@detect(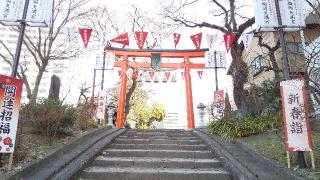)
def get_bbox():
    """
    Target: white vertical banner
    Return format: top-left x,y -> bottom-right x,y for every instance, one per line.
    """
279,0 -> 305,28
216,51 -> 226,68
26,0 -> 53,26
96,91 -> 106,120
0,0 -> 24,22
105,52 -> 115,70
280,79 -> 312,151
253,0 -> 278,29
206,51 -> 215,68
99,31 -> 110,46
